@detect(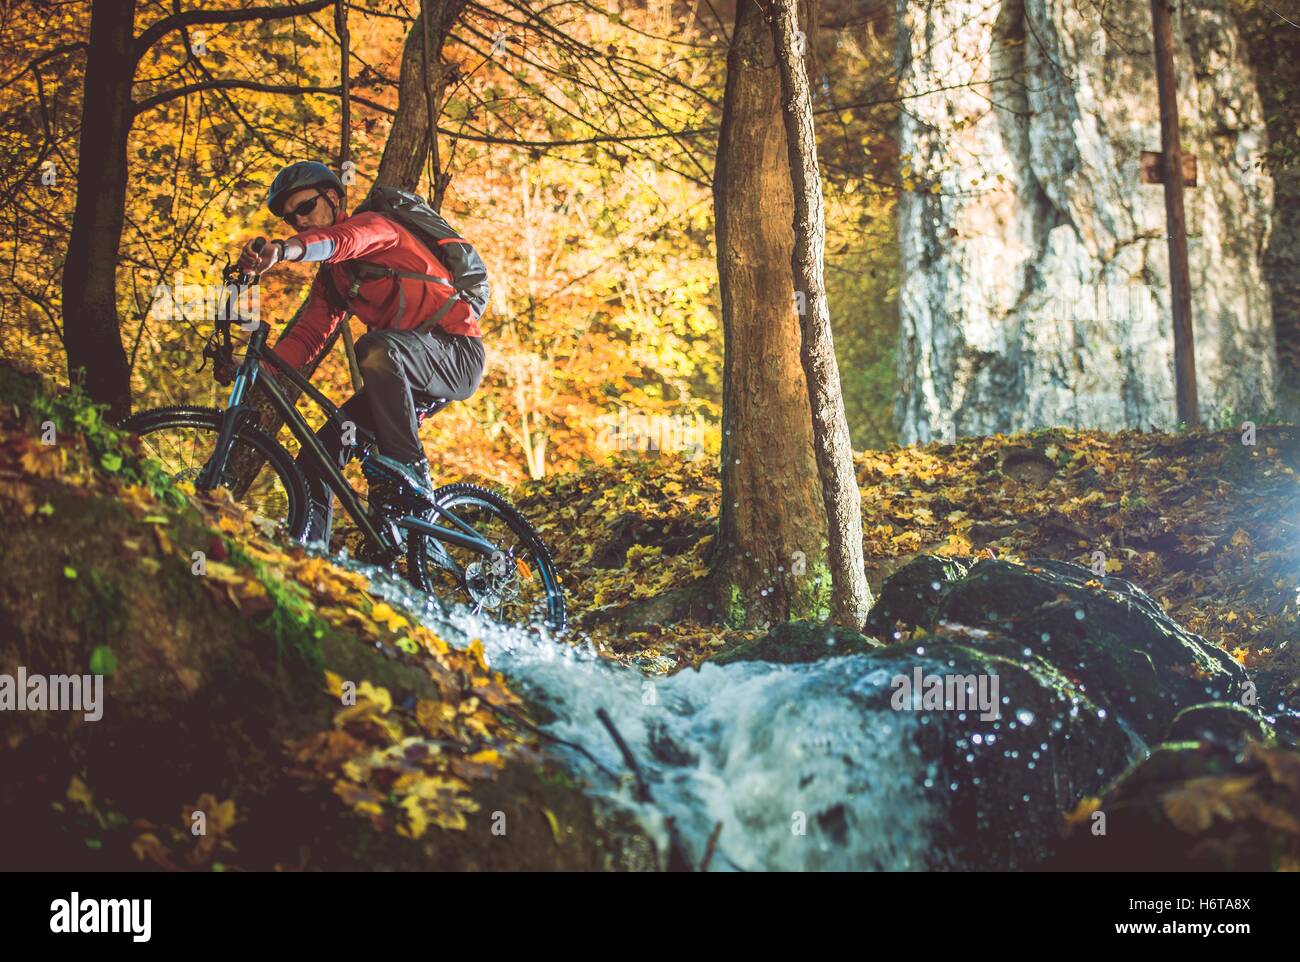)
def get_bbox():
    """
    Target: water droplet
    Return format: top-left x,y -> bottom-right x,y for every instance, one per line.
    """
1074,609 -> 1085,620
1040,632 -> 1051,642
972,733 -> 983,745
930,580 -> 942,591
1016,708 -> 1035,726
